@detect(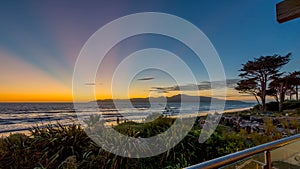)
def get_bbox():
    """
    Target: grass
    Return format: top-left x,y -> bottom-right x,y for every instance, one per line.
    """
0,113 -> 290,169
